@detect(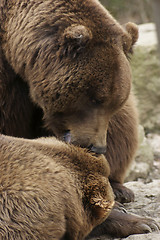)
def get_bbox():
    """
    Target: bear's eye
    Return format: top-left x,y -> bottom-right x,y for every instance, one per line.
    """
63,130 -> 71,143
91,99 -> 96,104
90,98 -> 103,106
